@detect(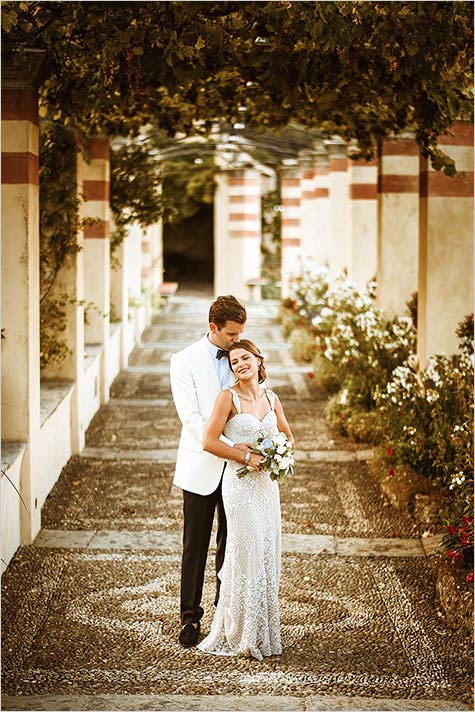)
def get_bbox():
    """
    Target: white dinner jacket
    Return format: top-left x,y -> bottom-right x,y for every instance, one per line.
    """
170,335 -> 232,495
